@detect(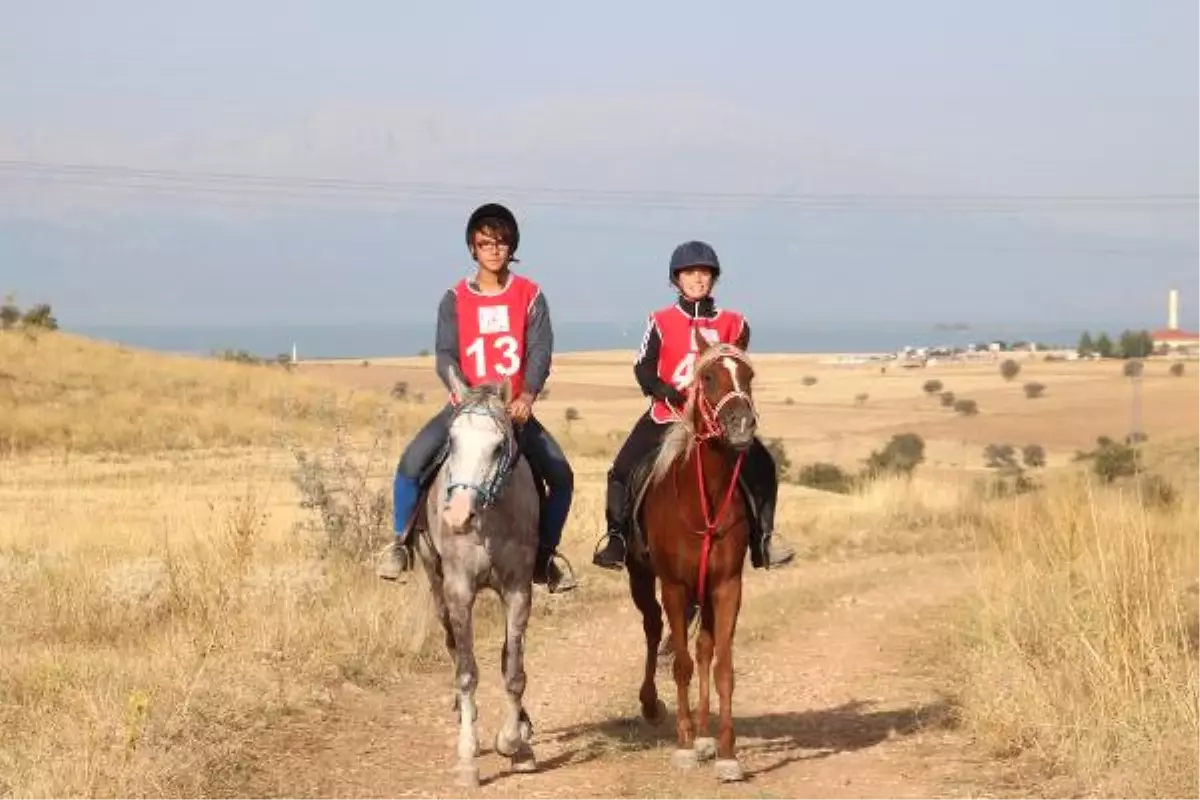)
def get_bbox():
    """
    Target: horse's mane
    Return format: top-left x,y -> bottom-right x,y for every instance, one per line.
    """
649,343 -> 753,485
